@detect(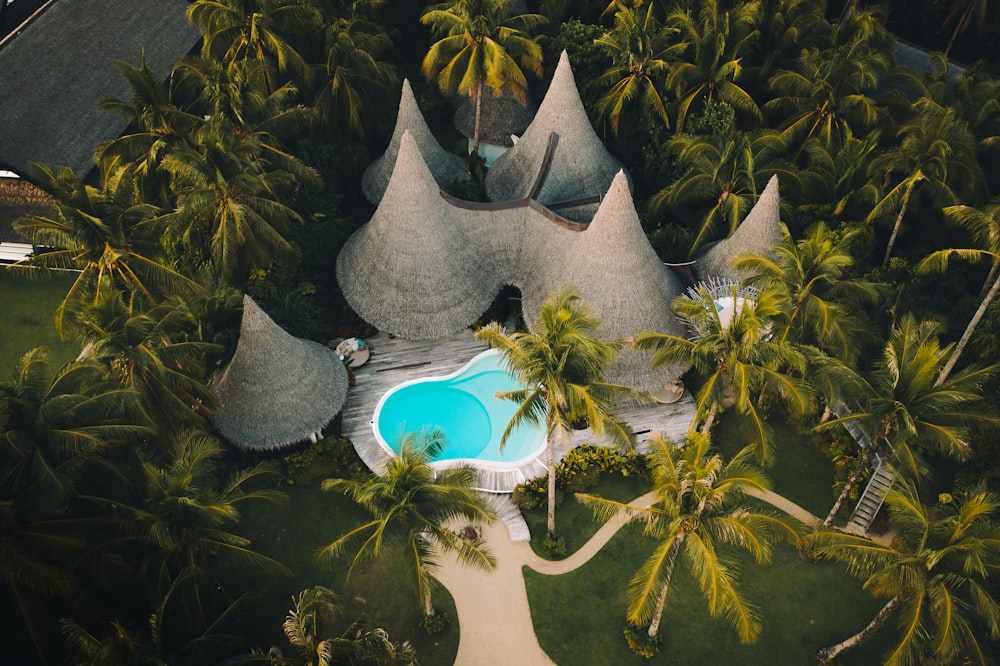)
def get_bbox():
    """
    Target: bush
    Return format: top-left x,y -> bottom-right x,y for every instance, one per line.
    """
543,533 -> 567,558
421,610 -> 451,635
511,445 -> 648,508
280,437 -> 361,485
623,623 -> 661,658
